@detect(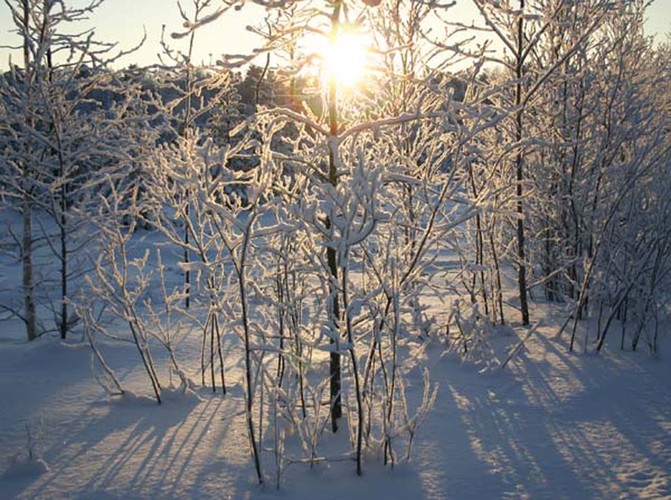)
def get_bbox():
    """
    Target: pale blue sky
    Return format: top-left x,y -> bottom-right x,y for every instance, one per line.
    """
0,0 -> 262,67
0,0 -> 669,69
